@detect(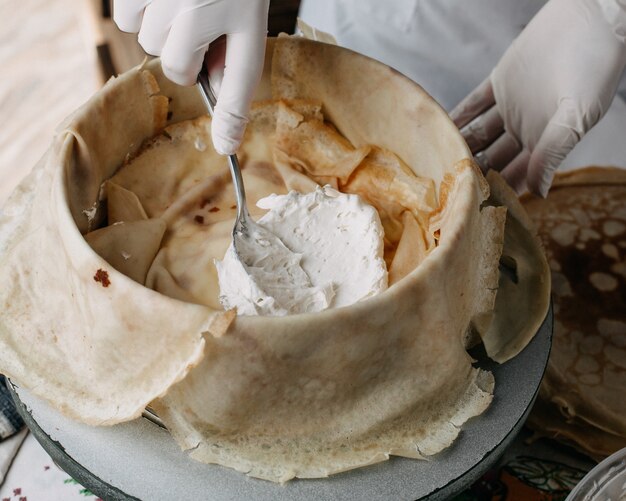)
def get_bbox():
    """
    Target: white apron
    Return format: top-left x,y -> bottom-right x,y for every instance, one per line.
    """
298,0 -> 626,172
299,0 -> 546,110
